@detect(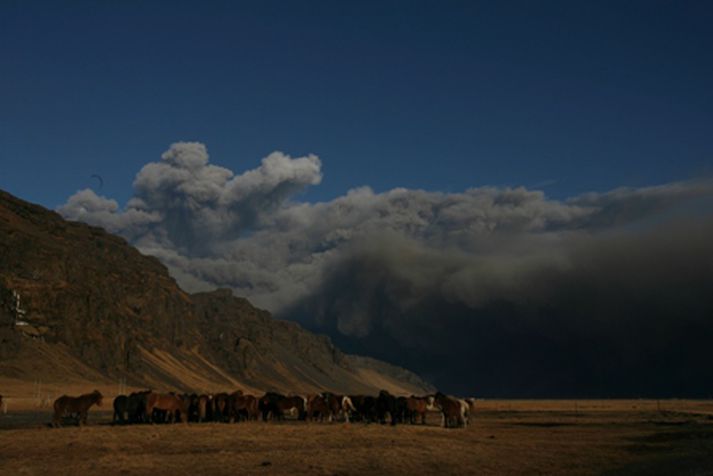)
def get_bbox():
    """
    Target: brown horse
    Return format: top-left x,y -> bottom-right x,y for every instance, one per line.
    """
229,394 -> 259,421
213,392 -> 230,421
145,393 -> 188,423
259,393 -> 305,421
306,394 -> 332,422
278,395 -> 306,420
406,396 -> 429,424
197,394 -> 212,422
52,390 -> 103,427
322,393 -> 345,421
